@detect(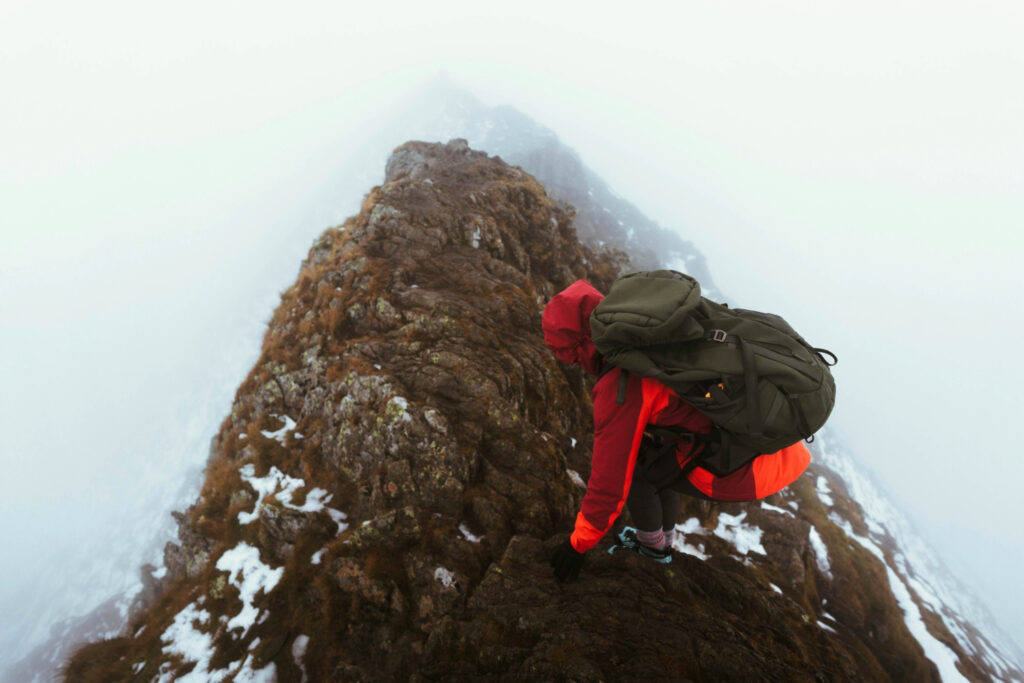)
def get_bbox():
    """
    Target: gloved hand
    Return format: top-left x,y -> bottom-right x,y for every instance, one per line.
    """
550,539 -> 585,582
